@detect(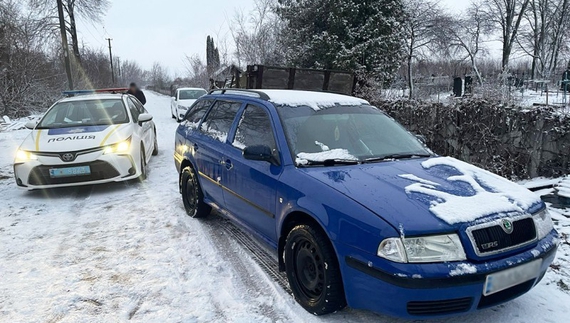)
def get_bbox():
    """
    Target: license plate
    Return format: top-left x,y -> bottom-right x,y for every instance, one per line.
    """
483,259 -> 542,296
49,166 -> 91,178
